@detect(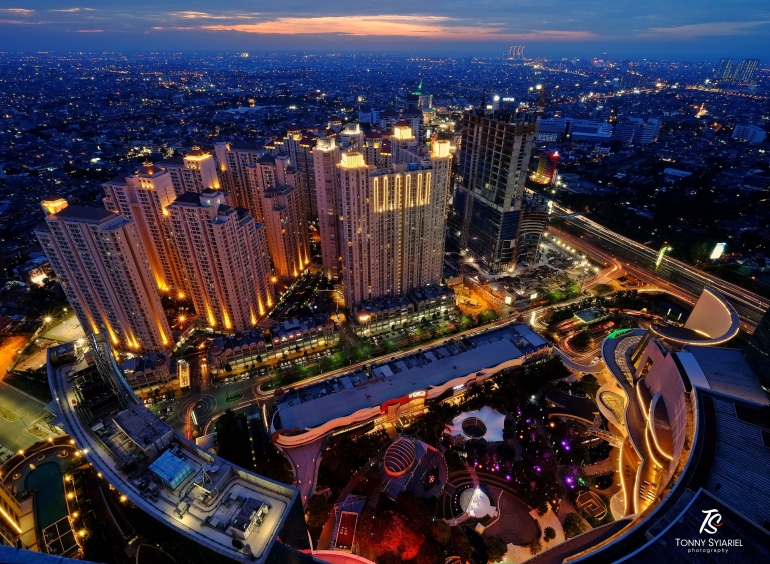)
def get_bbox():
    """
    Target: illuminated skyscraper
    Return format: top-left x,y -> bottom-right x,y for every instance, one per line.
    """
35,198 -> 172,352
102,163 -> 188,295
507,45 -> 525,60
733,58 -> 759,83
167,190 -> 273,331
534,151 -> 559,185
244,154 -> 310,278
215,141 -> 263,209
313,136 -> 343,279
716,58 -> 733,81
450,109 -> 542,272
337,131 -> 451,306
314,125 -> 450,299
269,127 -> 319,221
164,147 -> 222,196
